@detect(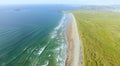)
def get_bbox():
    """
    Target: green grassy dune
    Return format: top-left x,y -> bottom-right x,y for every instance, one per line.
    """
71,11 -> 120,66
